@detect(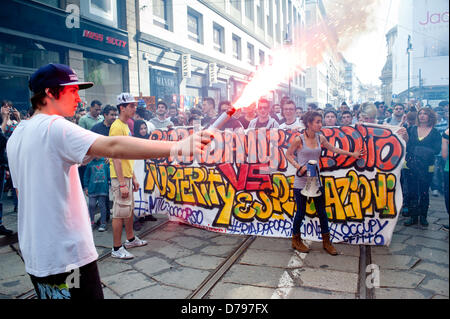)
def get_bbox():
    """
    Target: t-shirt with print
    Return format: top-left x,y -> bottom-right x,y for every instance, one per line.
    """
279,118 -> 304,130
109,118 -> 134,178
6,114 -> 100,277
